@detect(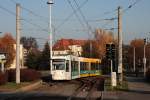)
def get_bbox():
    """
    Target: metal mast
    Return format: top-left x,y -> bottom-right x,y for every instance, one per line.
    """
47,0 -> 53,73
